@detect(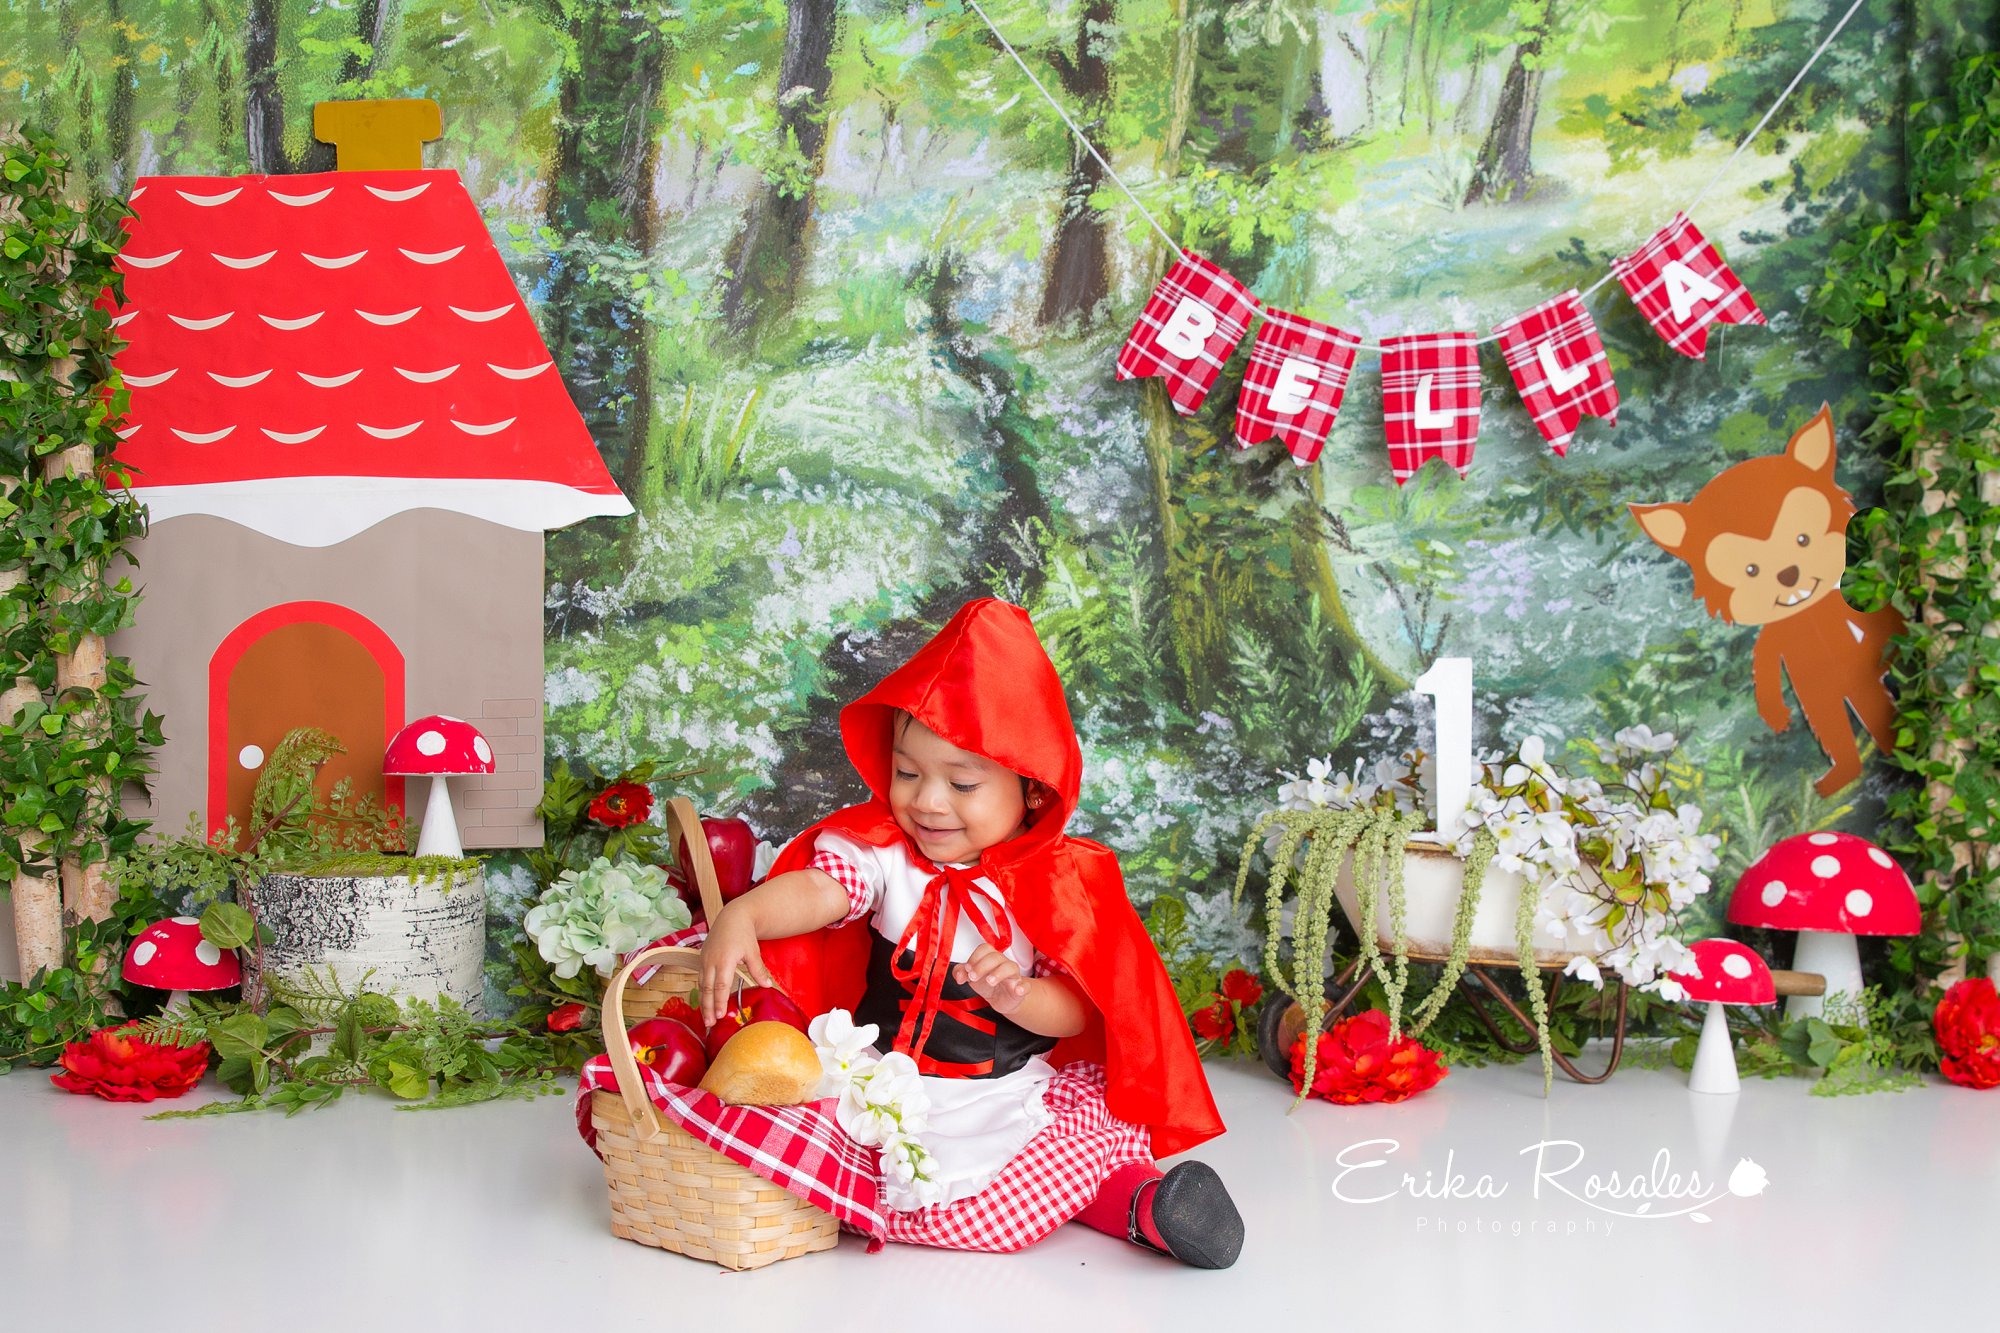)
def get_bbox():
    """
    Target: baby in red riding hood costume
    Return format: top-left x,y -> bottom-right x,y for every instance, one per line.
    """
698,597 -> 1242,1266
